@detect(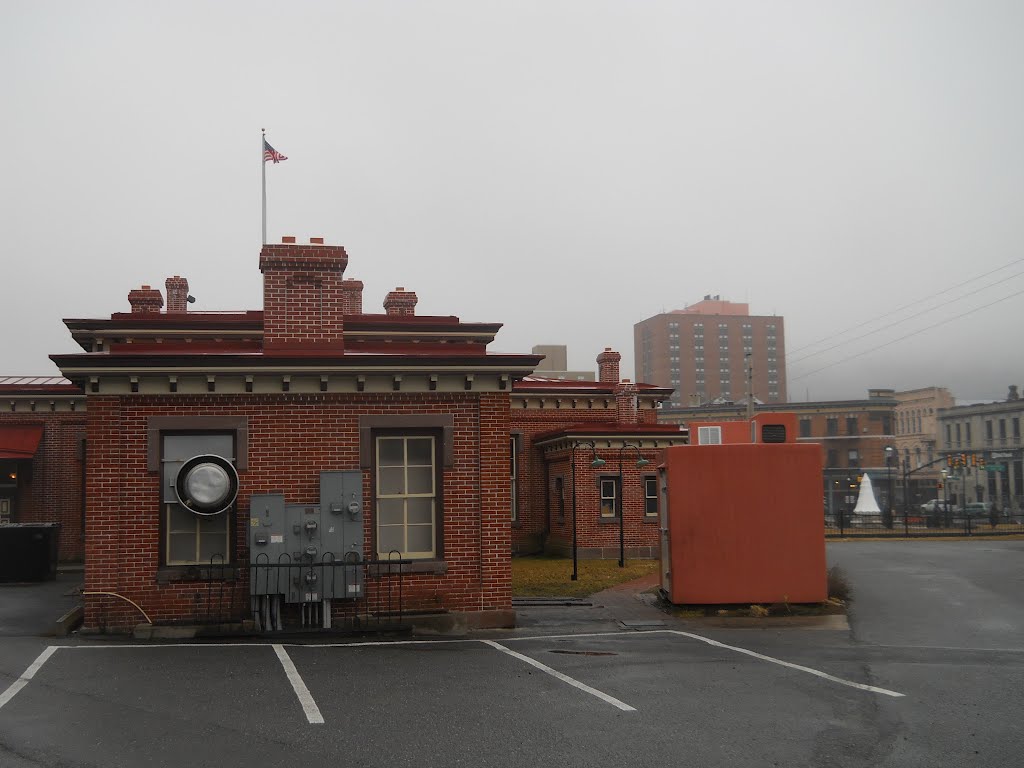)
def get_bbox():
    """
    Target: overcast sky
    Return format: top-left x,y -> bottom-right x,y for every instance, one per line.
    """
3,2 -> 1023,403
